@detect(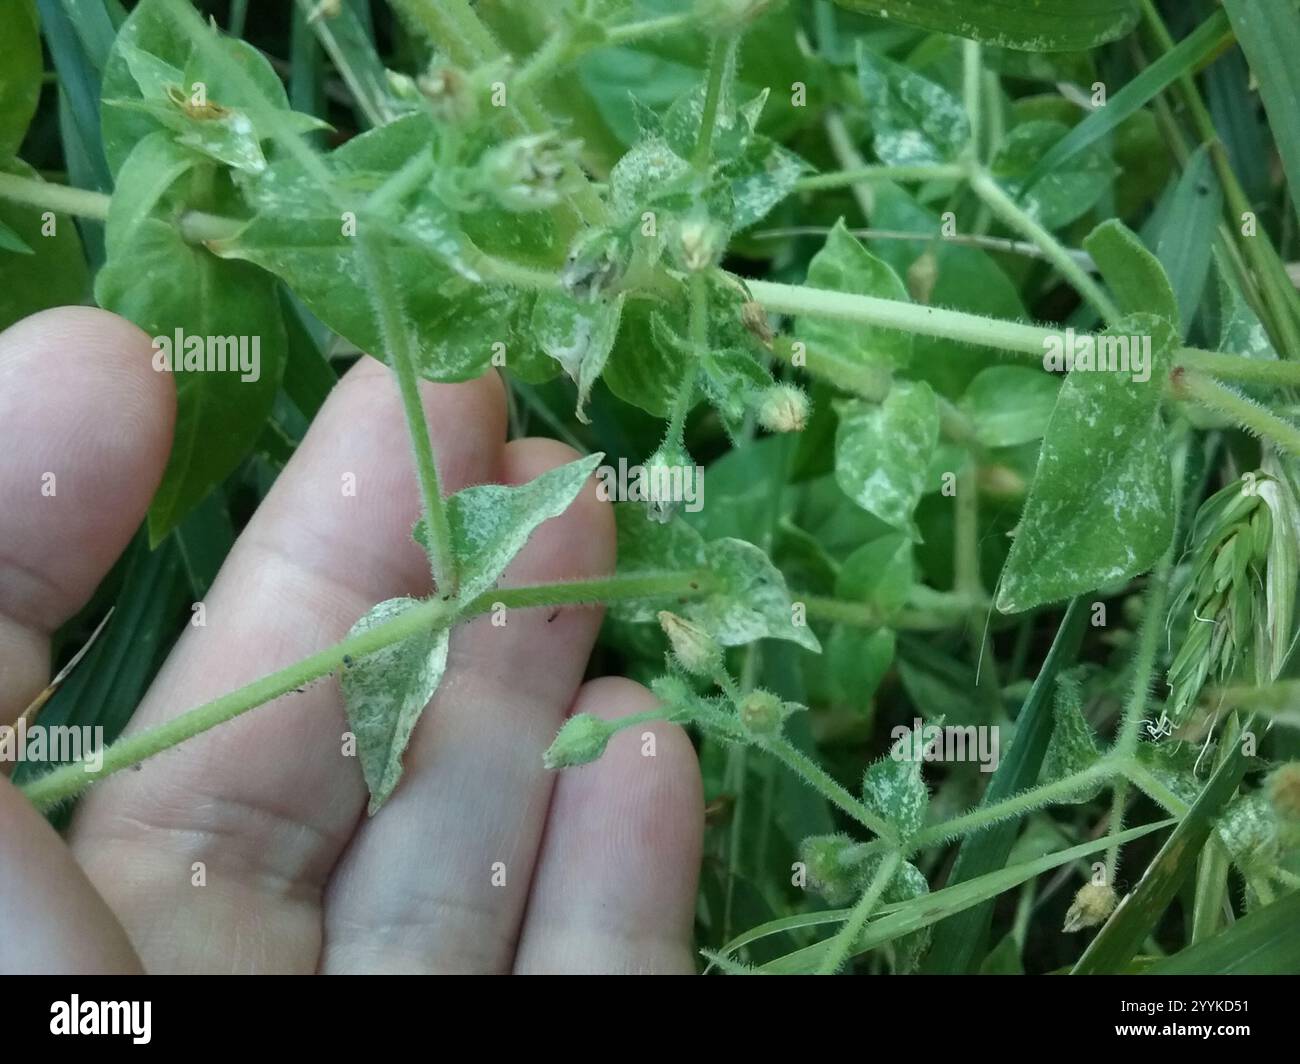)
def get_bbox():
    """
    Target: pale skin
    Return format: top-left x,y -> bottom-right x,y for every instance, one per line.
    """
0,306 -> 703,974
